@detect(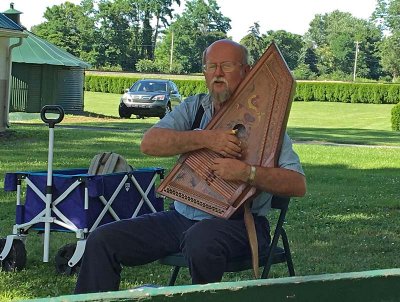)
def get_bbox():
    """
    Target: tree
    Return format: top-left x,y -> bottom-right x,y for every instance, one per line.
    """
371,0 -> 400,32
306,10 -> 382,80
372,0 -> 400,80
263,30 -> 304,70
155,0 -> 231,73
379,33 -> 400,80
32,0 -> 182,70
32,1 -> 98,65
240,22 -> 267,65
